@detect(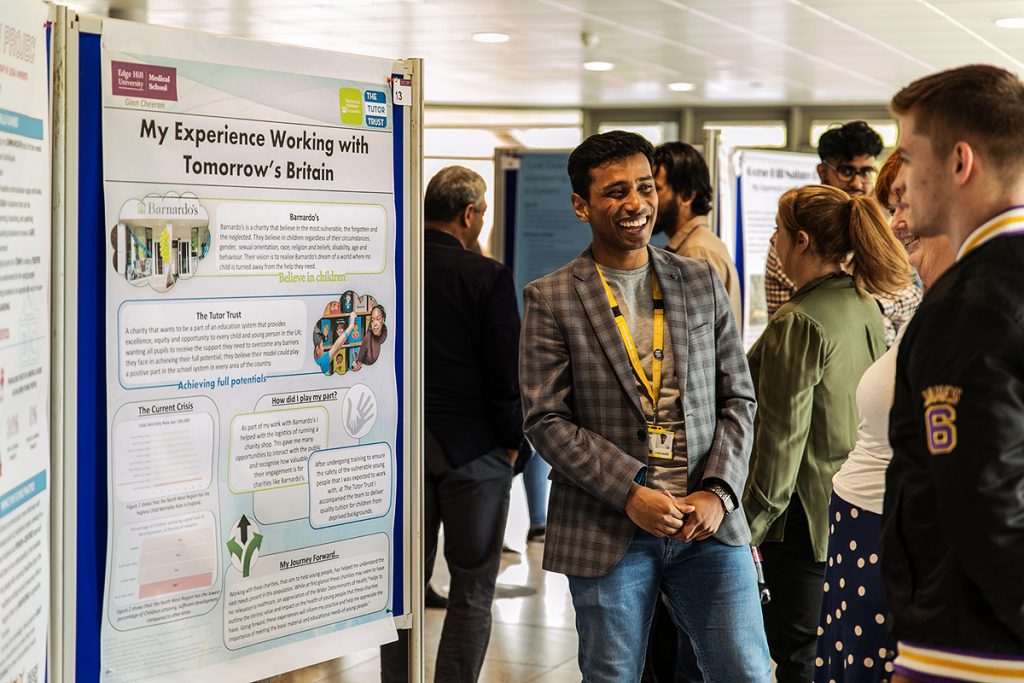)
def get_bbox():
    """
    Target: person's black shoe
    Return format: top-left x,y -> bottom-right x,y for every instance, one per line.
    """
425,585 -> 448,609
527,525 -> 546,542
